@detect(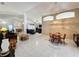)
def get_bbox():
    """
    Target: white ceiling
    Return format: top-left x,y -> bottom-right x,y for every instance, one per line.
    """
0,2 -> 79,24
